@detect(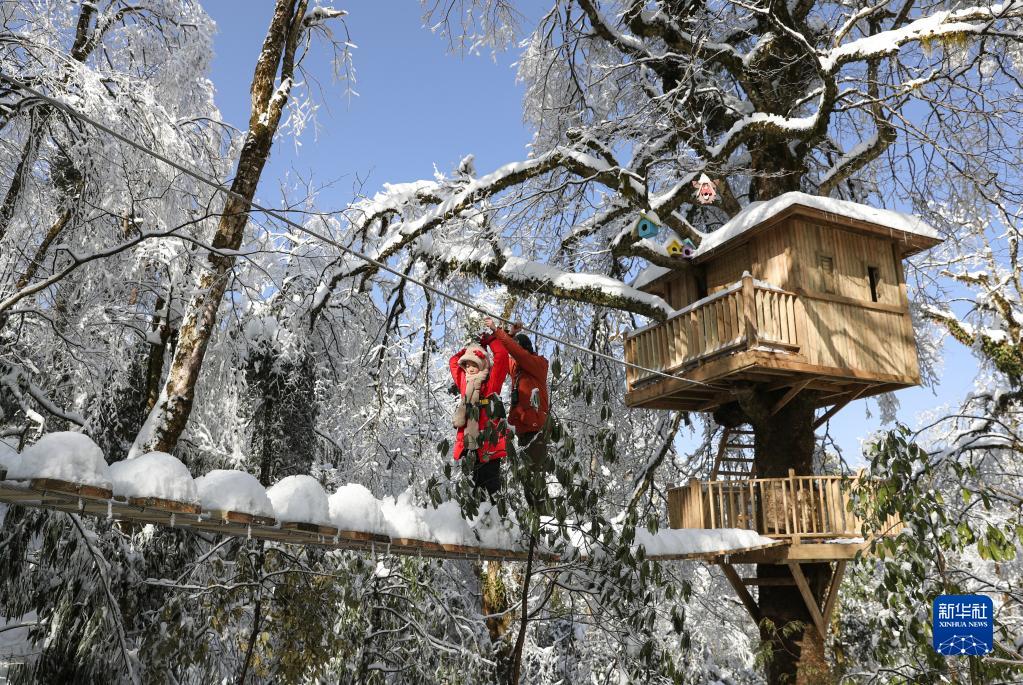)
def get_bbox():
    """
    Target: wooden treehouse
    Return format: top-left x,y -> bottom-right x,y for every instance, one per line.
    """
624,193 -> 941,641
625,192 -> 941,415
